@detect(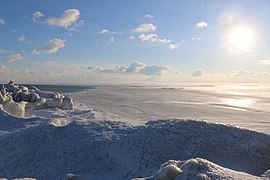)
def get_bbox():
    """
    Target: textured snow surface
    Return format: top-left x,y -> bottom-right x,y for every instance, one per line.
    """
0,107 -> 270,179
